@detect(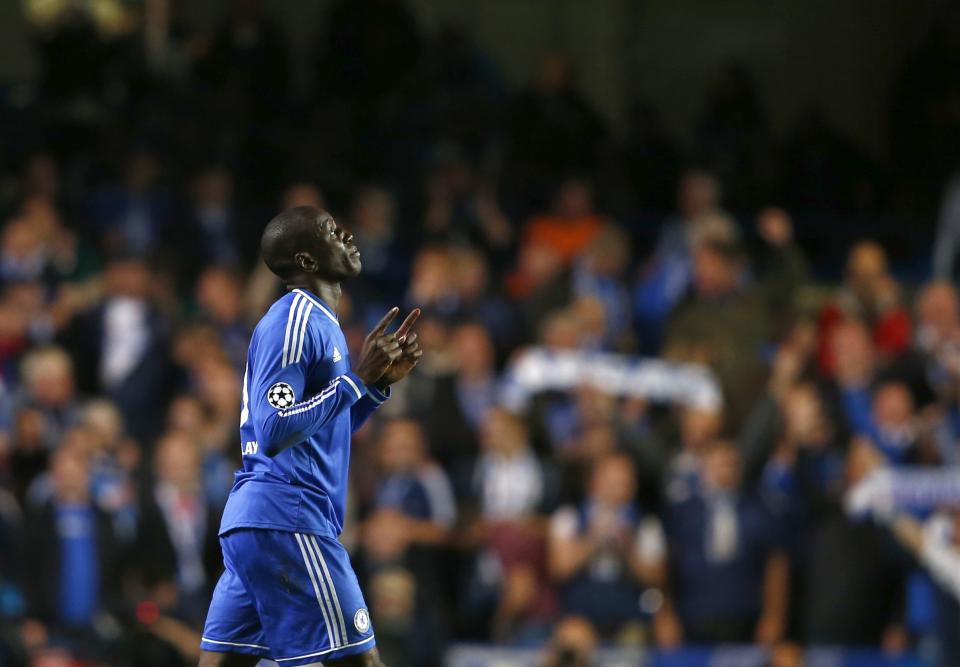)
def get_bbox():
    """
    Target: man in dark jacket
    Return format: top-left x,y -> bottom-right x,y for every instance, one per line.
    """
133,431 -> 222,626
22,445 -> 123,658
